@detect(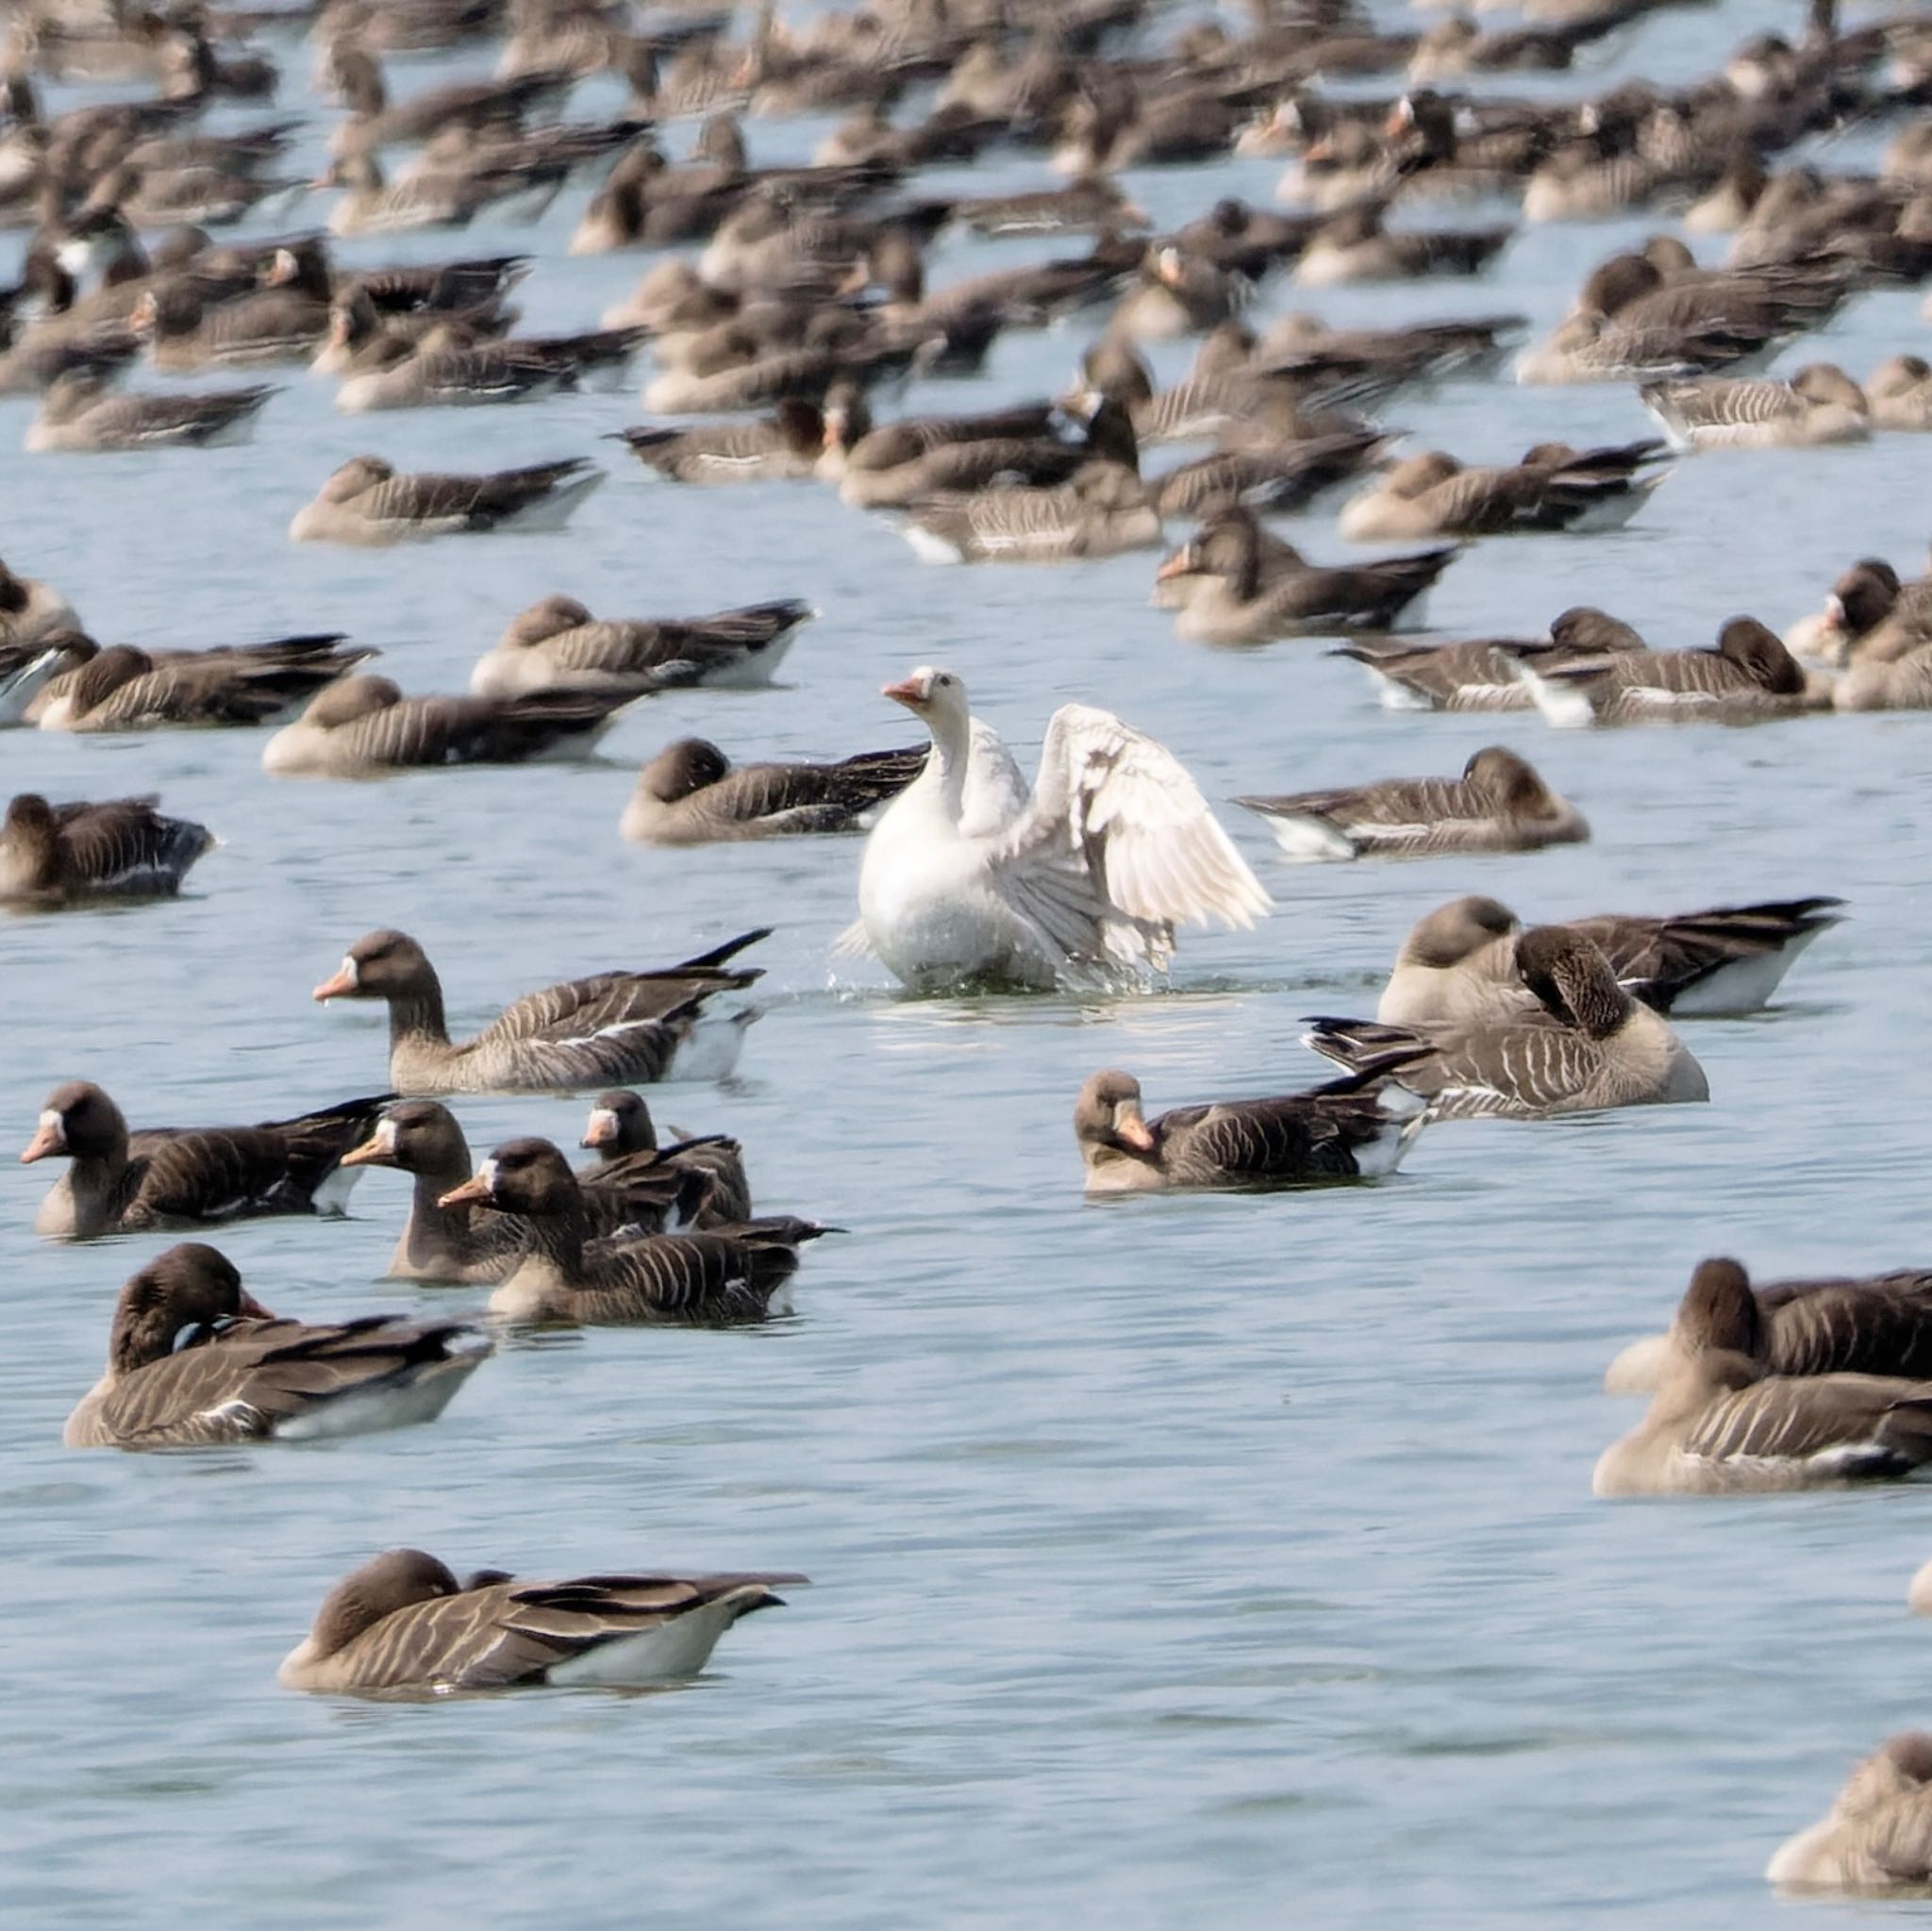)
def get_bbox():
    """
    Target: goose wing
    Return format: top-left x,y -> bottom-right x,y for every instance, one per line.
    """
53,797 -> 213,892
1683,1374 -> 1932,1472
1761,1282 -> 1932,1379
1575,897 -> 1843,1003
480,934 -> 766,1047
575,1227 -> 807,1323
713,746 -> 928,830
